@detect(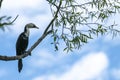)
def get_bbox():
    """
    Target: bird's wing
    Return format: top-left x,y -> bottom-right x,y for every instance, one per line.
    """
16,32 -> 28,55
